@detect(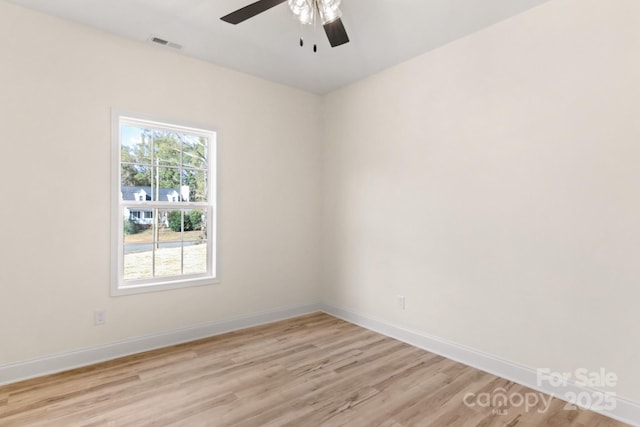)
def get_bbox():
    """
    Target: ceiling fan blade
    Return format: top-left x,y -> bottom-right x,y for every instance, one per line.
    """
221,0 -> 287,24
323,18 -> 350,47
